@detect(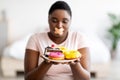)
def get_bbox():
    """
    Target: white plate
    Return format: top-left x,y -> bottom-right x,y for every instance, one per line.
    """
41,55 -> 79,63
